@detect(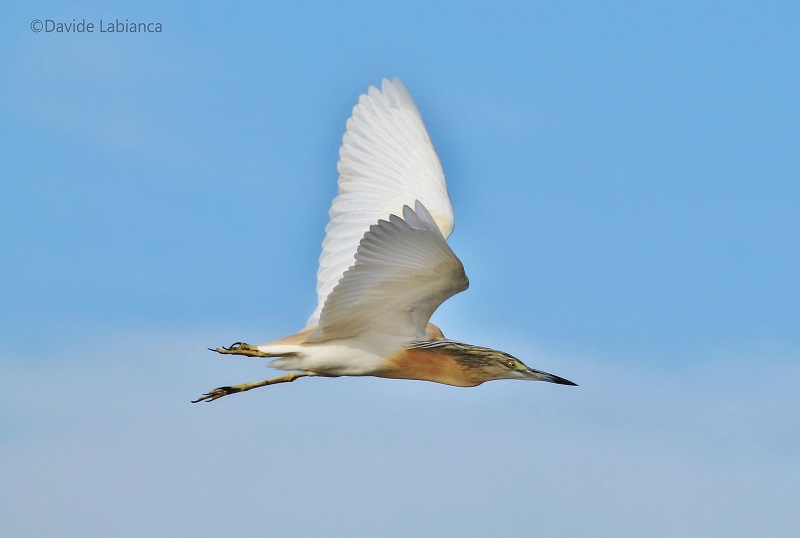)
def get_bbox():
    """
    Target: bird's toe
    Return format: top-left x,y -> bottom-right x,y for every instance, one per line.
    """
191,386 -> 240,403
